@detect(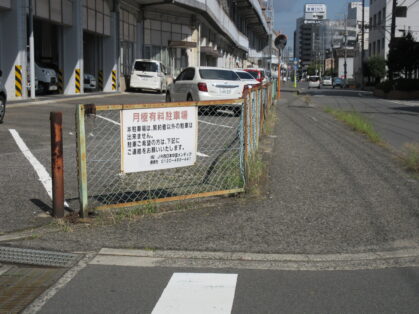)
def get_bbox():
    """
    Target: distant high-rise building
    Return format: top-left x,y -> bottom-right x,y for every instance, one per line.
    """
295,4 -> 328,68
